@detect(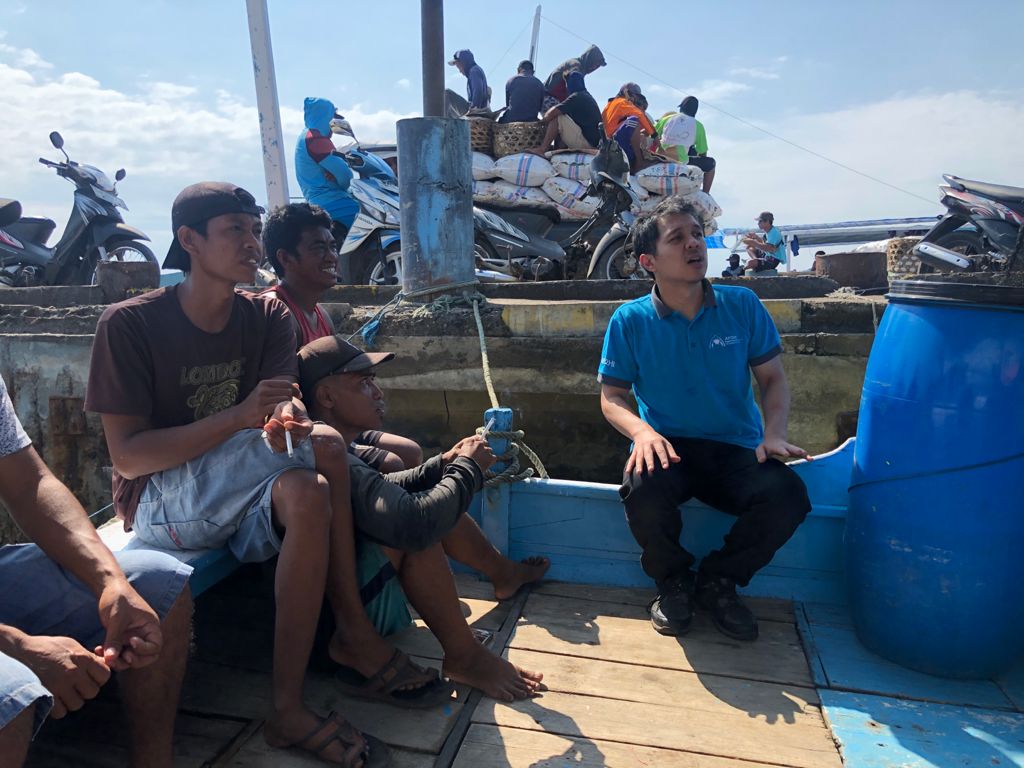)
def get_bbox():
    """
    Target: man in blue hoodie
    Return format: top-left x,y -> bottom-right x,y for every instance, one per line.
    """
295,97 -> 358,240
448,50 -> 489,110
